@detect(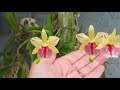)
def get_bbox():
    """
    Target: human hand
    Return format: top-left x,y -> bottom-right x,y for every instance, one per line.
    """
28,50 -> 107,78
